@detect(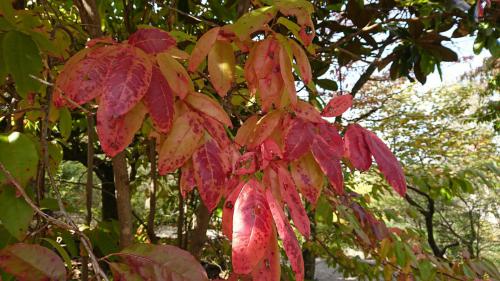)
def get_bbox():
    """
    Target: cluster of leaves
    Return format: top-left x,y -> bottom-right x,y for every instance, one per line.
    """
0,0 -> 499,280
